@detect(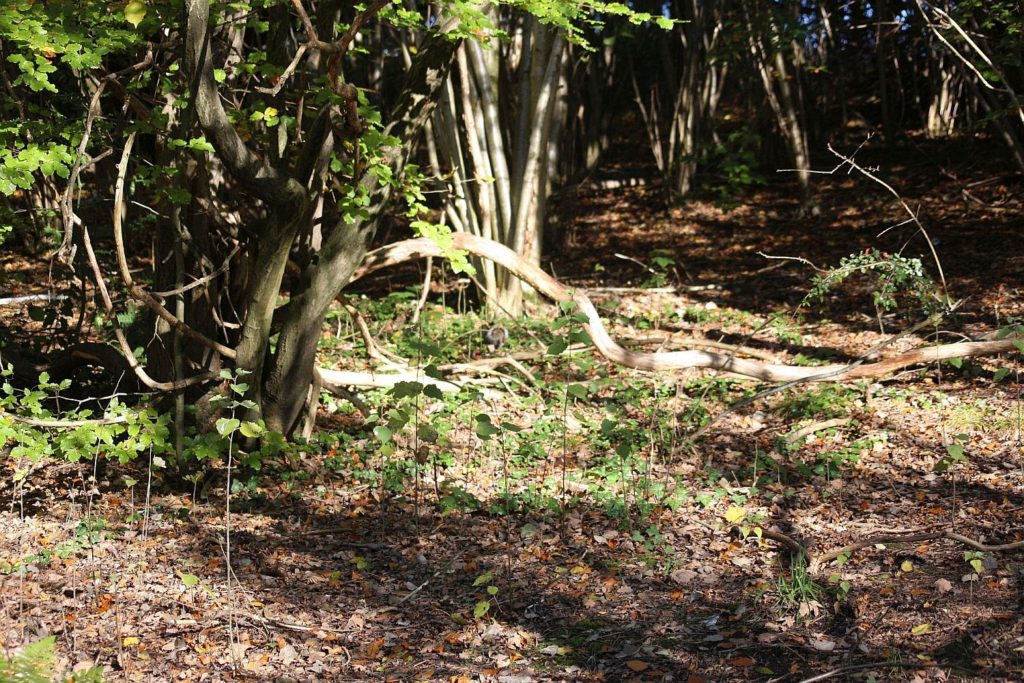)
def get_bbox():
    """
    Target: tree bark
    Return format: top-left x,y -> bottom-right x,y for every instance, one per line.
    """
260,27 -> 462,434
